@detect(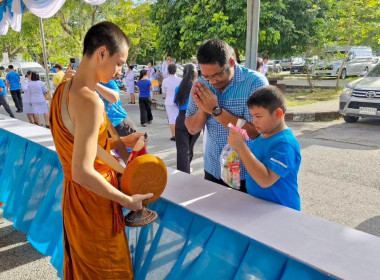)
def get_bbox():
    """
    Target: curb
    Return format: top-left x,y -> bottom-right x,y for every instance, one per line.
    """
285,111 -> 341,122
152,102 -> 341,122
